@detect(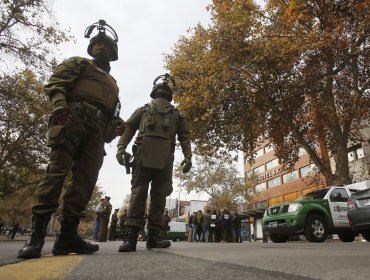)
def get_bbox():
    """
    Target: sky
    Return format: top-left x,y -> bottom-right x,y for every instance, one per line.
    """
52,0 -> 245,211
